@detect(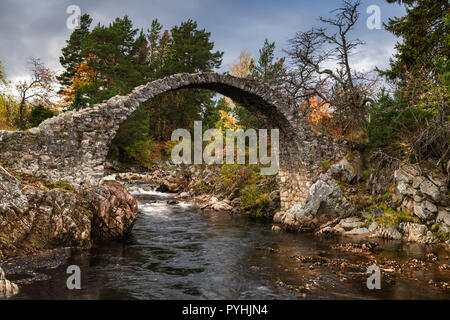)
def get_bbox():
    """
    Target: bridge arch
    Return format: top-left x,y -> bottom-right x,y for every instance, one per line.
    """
0,73 -> 346,210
